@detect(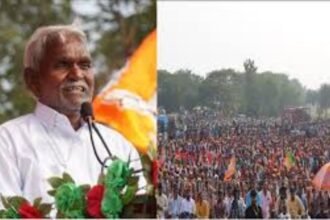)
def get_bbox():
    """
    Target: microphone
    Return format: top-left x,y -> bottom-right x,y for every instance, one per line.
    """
81,102 -> 103,166
80,102 -> 113,165
81,102 -> 94,123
